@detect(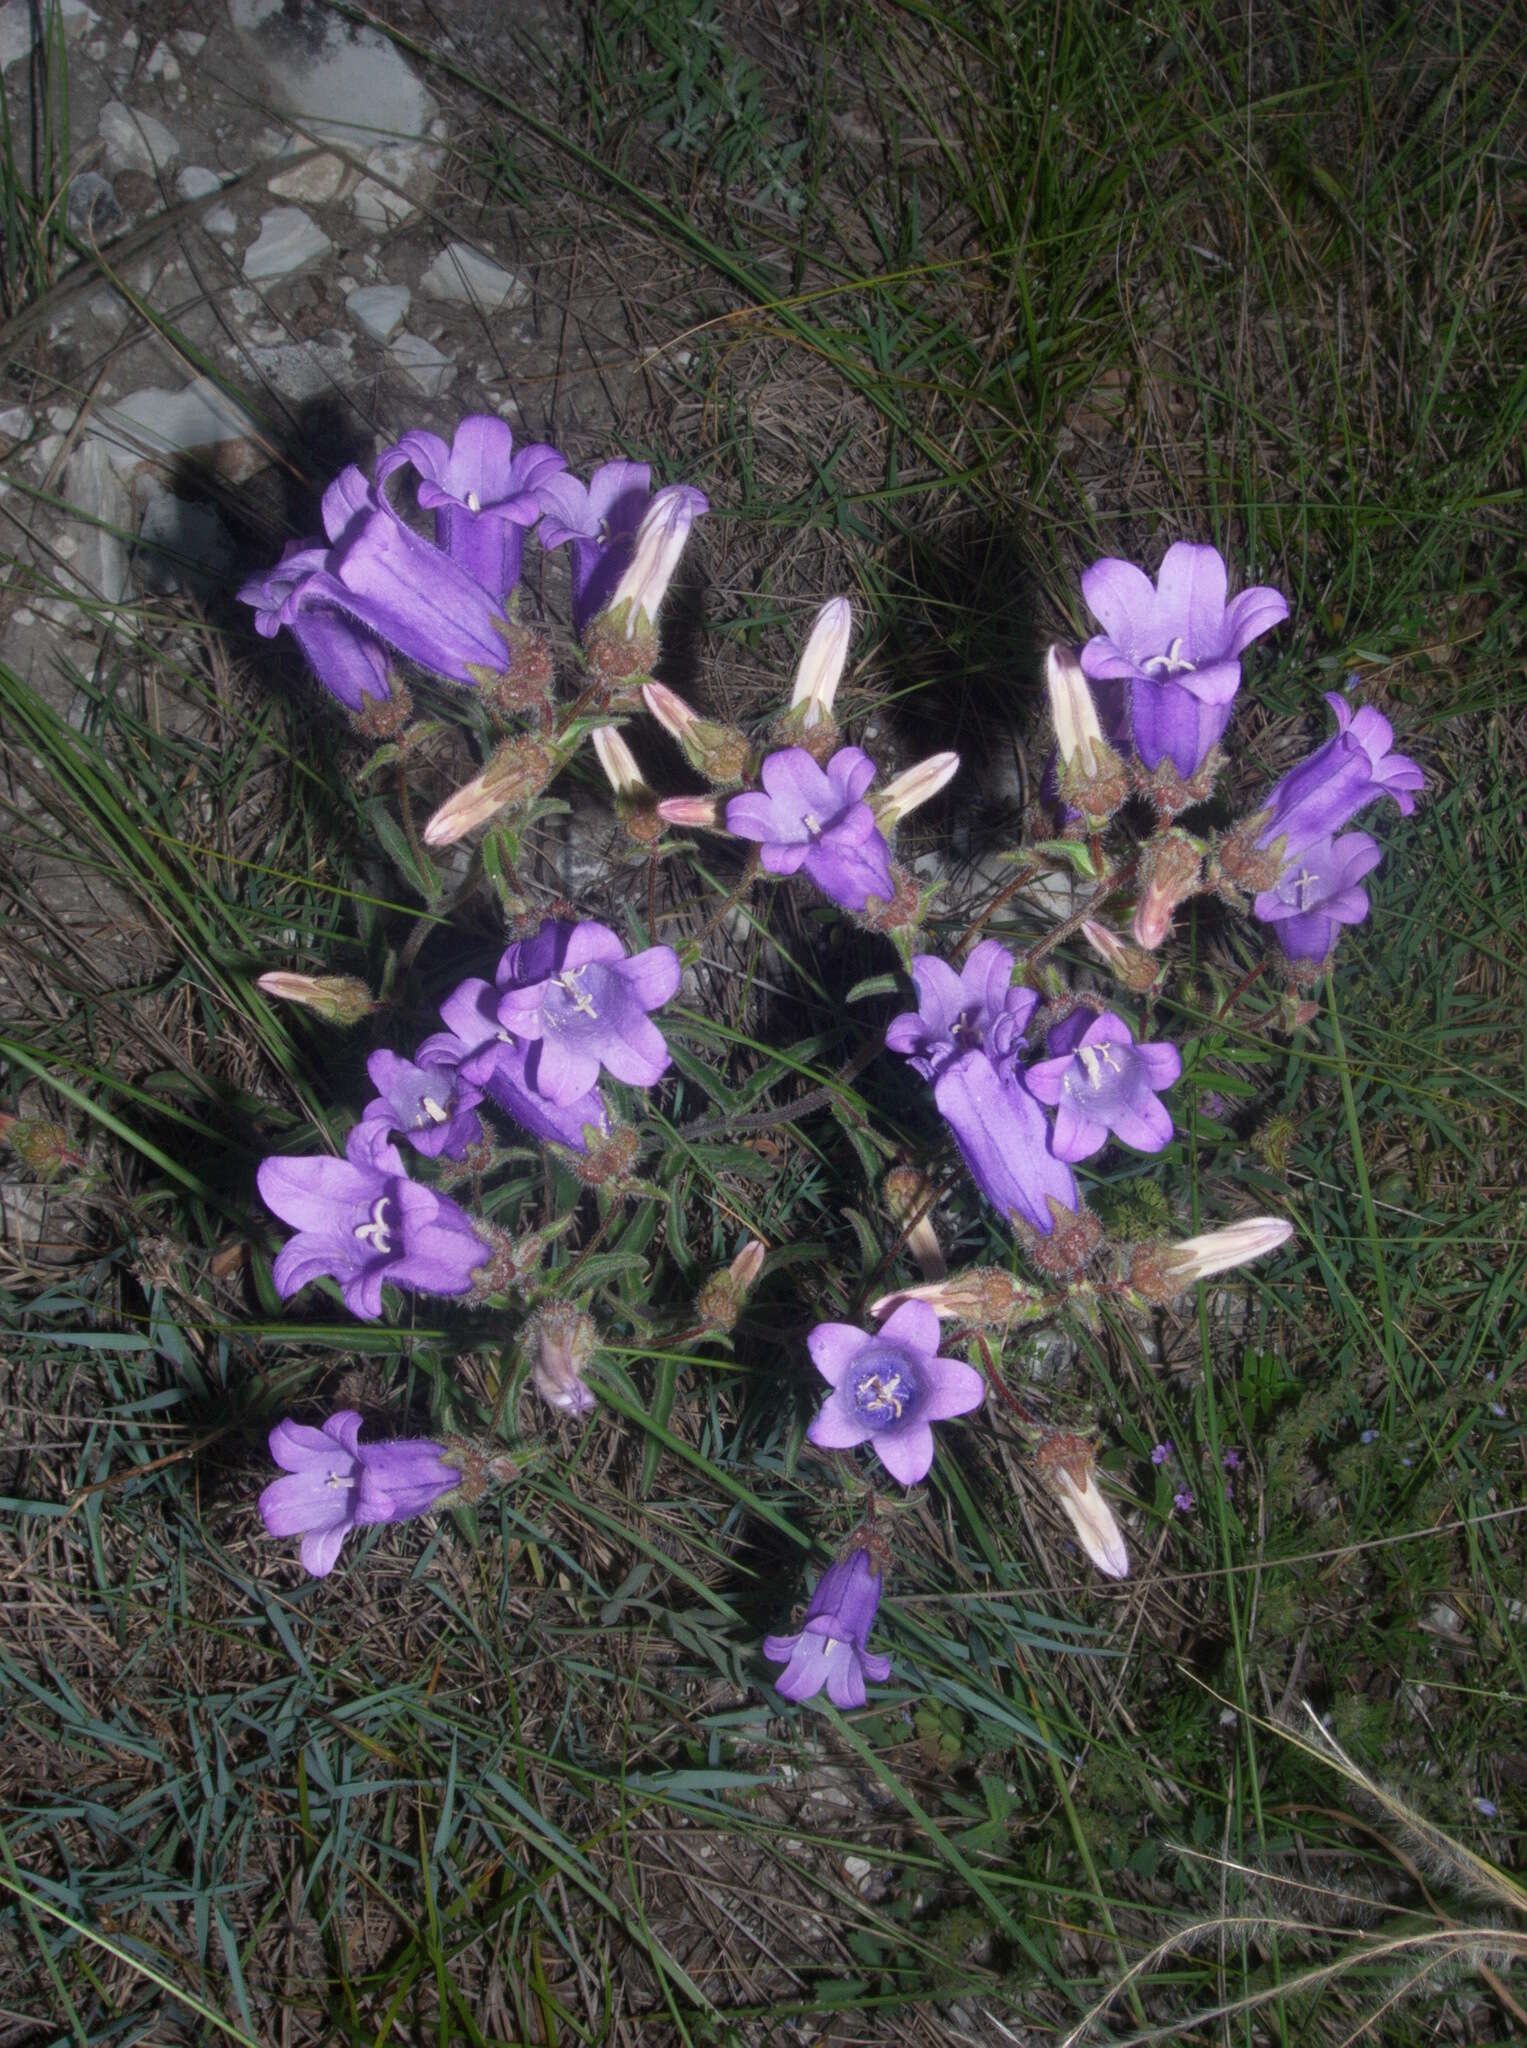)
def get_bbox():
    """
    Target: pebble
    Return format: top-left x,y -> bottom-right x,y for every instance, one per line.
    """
420,242 -> 530,312
345,284 -> 411,343
228,0 -> 435,148
176,166 -> 225,202
91,378 -> 263,481
66,173 -> 124,238
267,136 -> 351,204
61,442 -> 131,606
98,101 -> 182,176
0,0 -> 96,70
387,332 -> 456,397
243,205 -> 332,282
